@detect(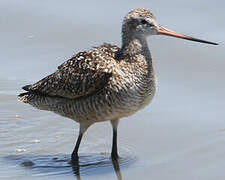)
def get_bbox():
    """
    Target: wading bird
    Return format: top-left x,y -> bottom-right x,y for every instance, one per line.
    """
18,8 -> 217,163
